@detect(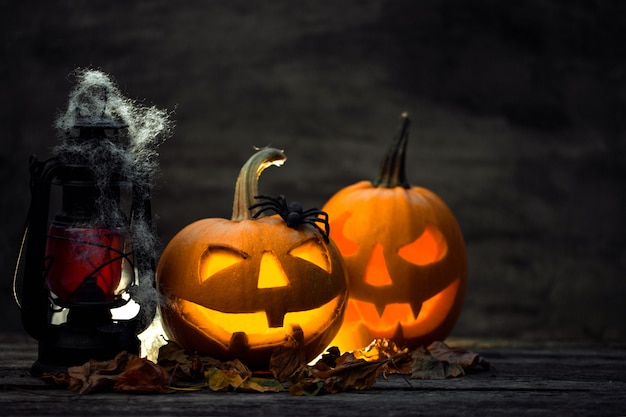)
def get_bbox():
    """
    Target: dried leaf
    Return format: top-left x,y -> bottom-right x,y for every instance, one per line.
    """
238,376 -> 284,393
40,339 -> 489,396
352,338 -> 404,361
43,352 -> 169,394
221,358 -> 252,376
205,368 -> 283,393
290,355 -> 390,395
325,357 -> 391,392
315,346 -> 341,369
112,355 -> 170,394
289,379 -> 325,396
410,347 -> 465,380
206,368 -> 239,392
39,371 -> 72,387
156,341 -> 222,381
288,367 -> 324,396
269,327 -> 307,382
427,341 -> 491,370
